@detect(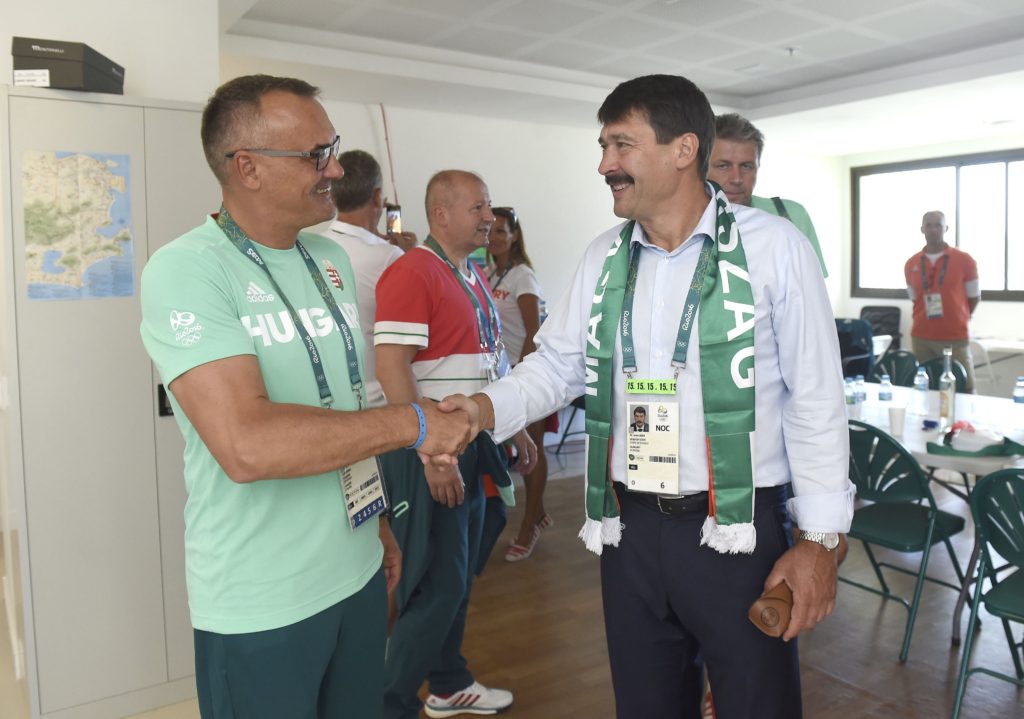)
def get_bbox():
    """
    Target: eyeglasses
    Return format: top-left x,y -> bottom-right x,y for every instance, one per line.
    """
225,135 -> 341,171
492,206 -> 519,230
